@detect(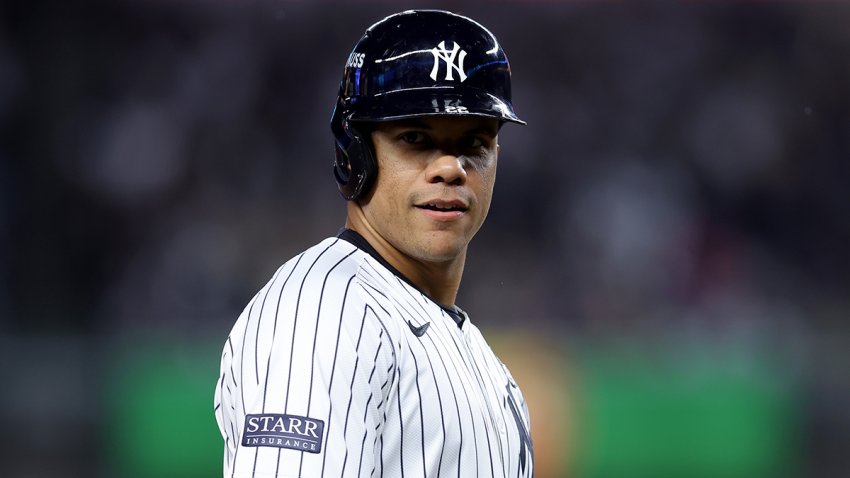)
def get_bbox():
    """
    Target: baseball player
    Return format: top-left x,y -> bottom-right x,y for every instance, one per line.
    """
214,10 -> 532,477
